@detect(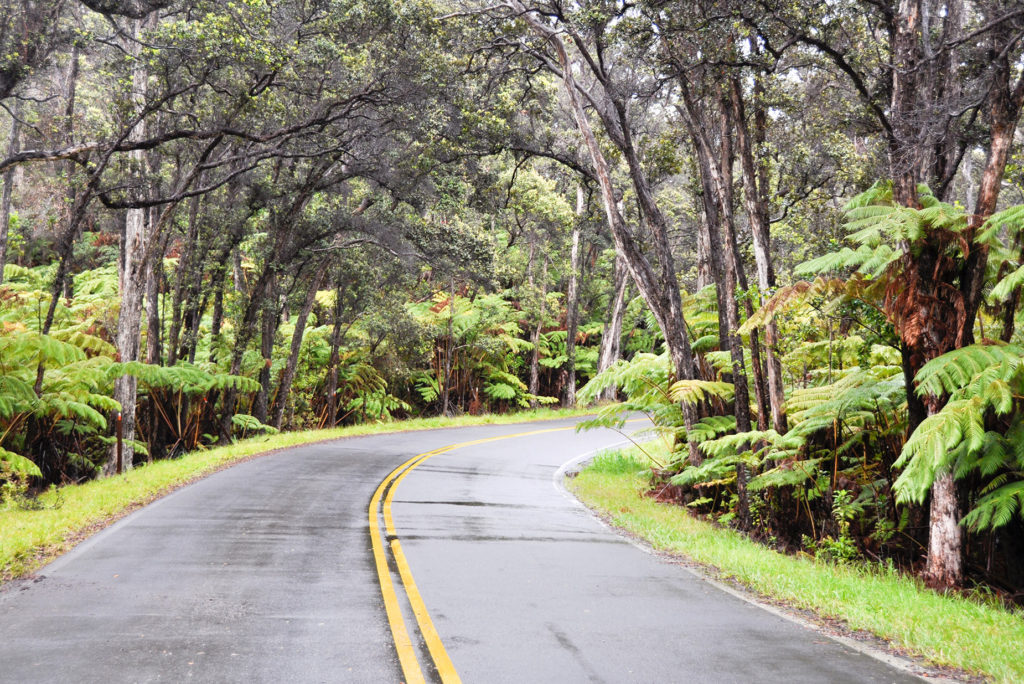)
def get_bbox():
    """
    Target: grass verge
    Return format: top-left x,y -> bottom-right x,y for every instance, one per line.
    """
1,407 -> 591,585
567,448 -> 1024,683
